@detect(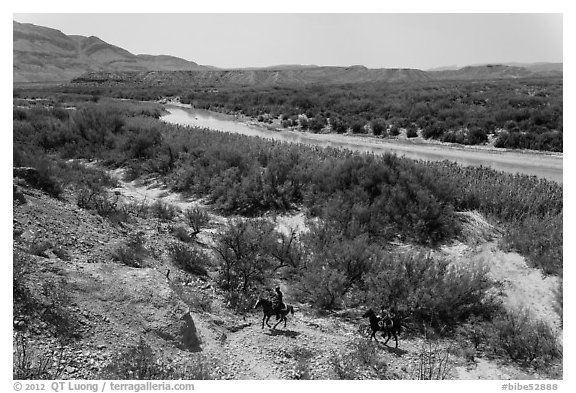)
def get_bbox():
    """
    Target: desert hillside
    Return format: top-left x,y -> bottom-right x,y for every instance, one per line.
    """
13,21 -> 209,82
